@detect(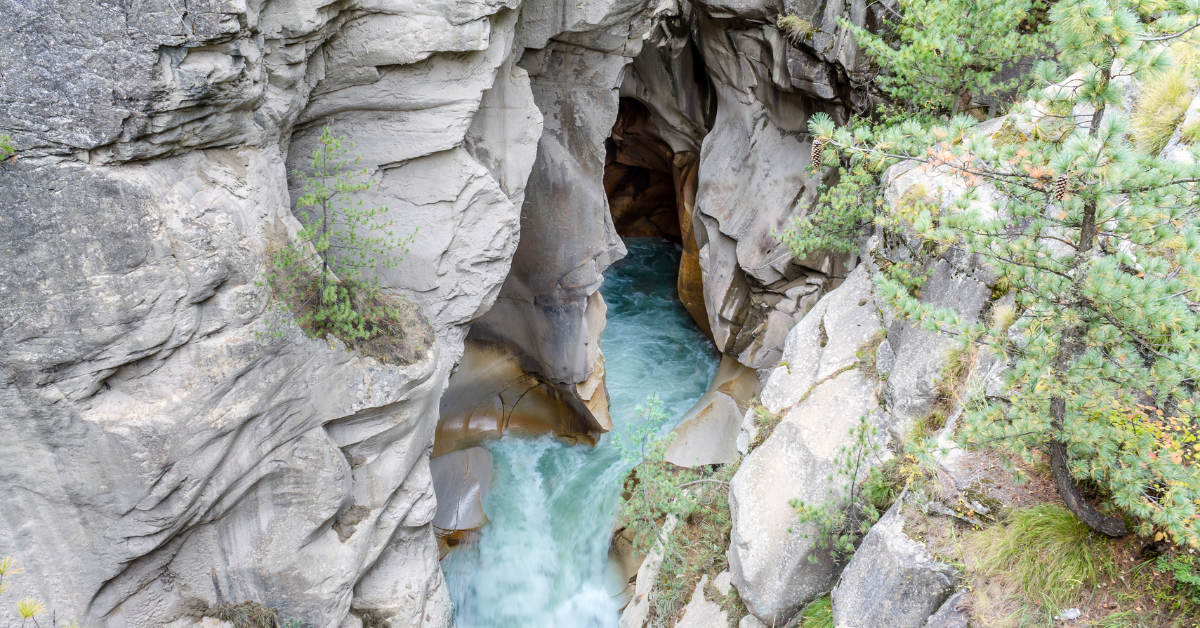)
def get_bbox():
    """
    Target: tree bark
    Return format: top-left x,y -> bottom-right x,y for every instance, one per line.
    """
1047,182 -> 1127,537
1049,397 -> 1129,537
